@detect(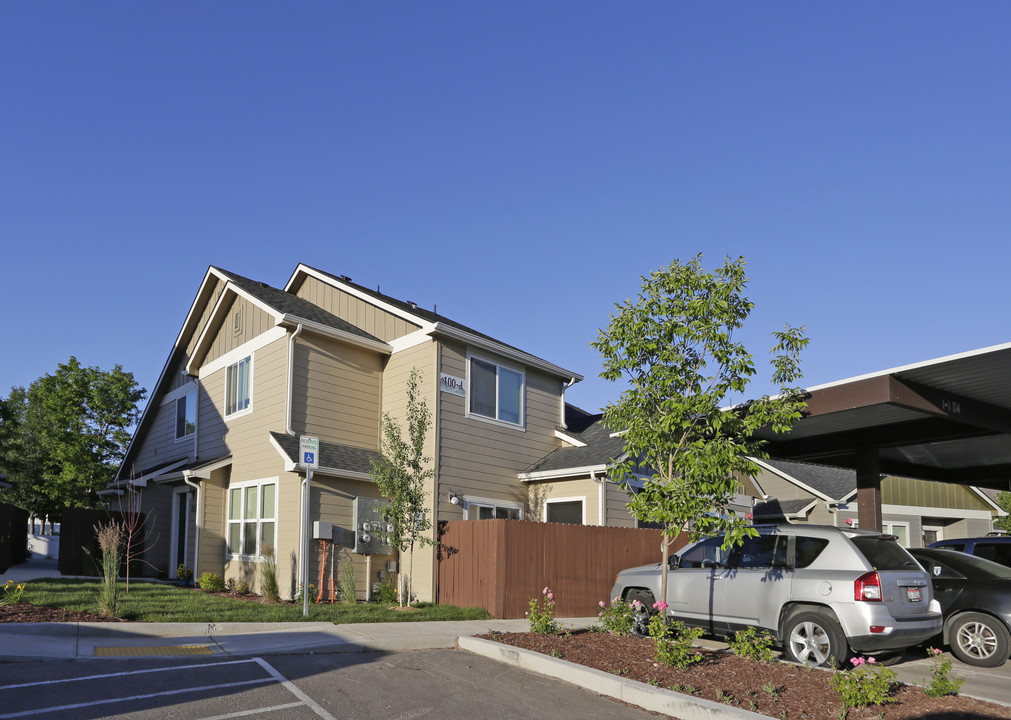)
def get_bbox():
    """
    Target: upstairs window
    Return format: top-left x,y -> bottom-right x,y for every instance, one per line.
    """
469,357 -> 524,426
225,356 -> 252,417
175,390 -> 197,440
